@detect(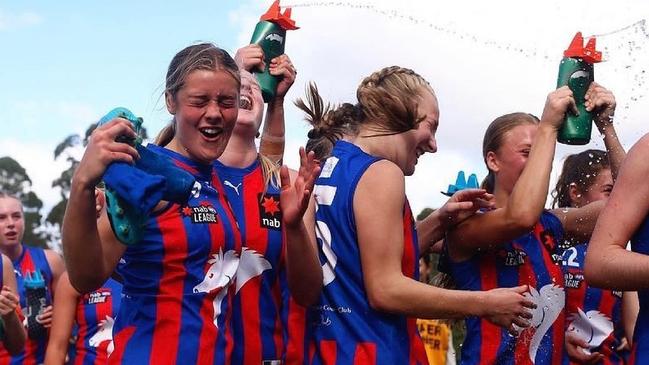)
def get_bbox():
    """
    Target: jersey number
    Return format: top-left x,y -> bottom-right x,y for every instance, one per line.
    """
314,185 -> 337,286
